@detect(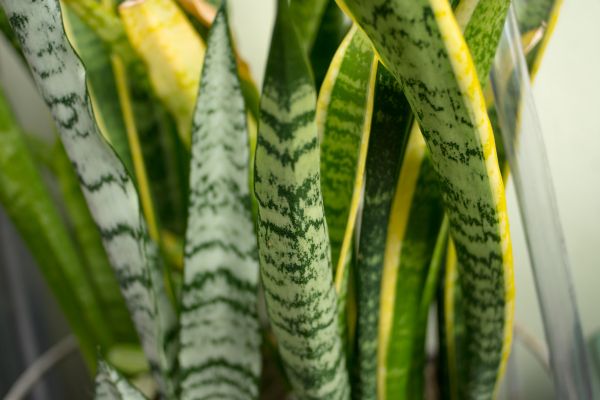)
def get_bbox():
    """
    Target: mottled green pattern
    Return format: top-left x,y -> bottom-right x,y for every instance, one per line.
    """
460,0 -> 511,83
178,6 -> 261,399
337,0 -> 513,398
353,66 -> 411,400
290,0 -> 329,51
0,0 -> 177,394
319,27 -> 374,274
255,1 -> 350,398
384,155 -> 445,400
94,360 -> 147,400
